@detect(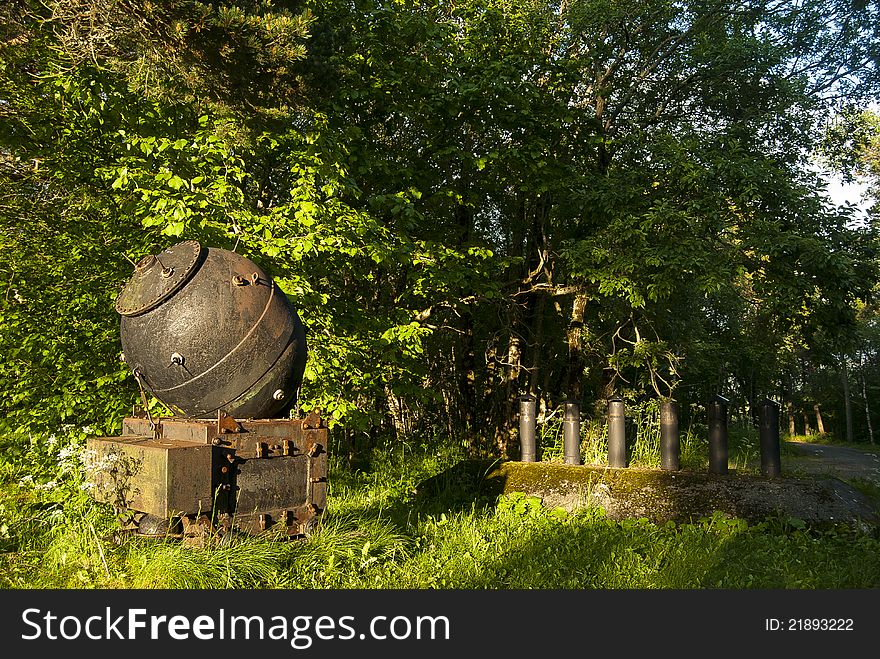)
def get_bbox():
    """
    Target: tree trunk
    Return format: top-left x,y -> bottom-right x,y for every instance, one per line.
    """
813,403 -> 825,435
803,410 -> 812,436
454,201 -> 476,444
483,337 -> 500,437
528,294 -> 547,419
442,386 -> 455,441
748,377 -> 759,427
385,384 -> 408,439
341,426 -> 355,467
526,289 -> 547,398
459,312 -> 476,442
565,294 -> 589,401
786,401 -> 796,436
524,193 -> 551,414
842,358 -> 854,444
494,332 -> 523,459
861,353 -> 874,445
